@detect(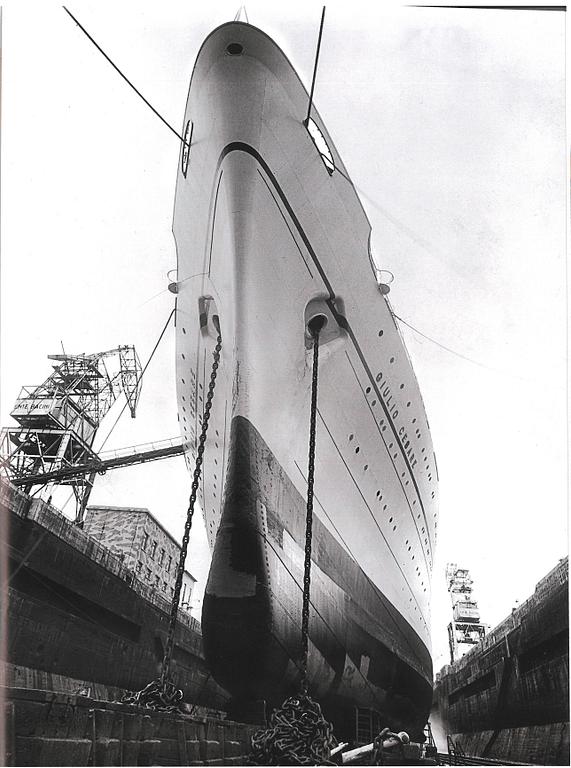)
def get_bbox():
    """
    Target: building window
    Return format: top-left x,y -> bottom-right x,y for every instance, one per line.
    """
136,561 -> 142,574
146,567 -> 152,581
162,580 -> 167,592
142,533 -> 149,552
155,575 -> 160,587
168,555 -> 173,572
159,548 -> 165,566
151,541 -> 157,559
